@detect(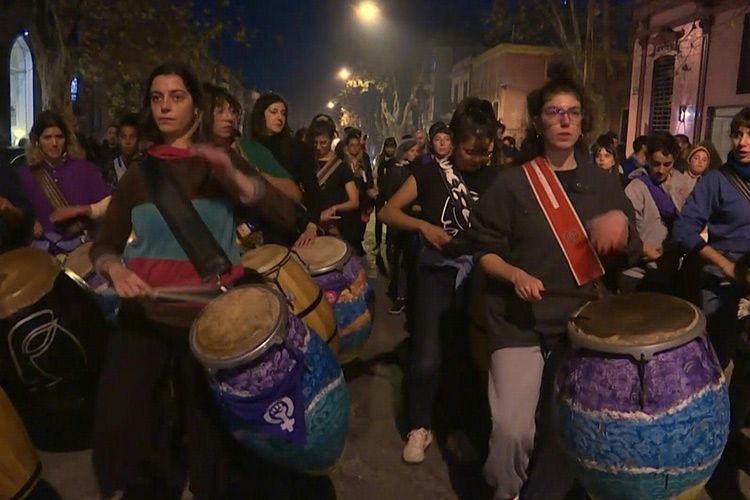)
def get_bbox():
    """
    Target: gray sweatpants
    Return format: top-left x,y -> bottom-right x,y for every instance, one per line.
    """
483,346 -> 574,500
